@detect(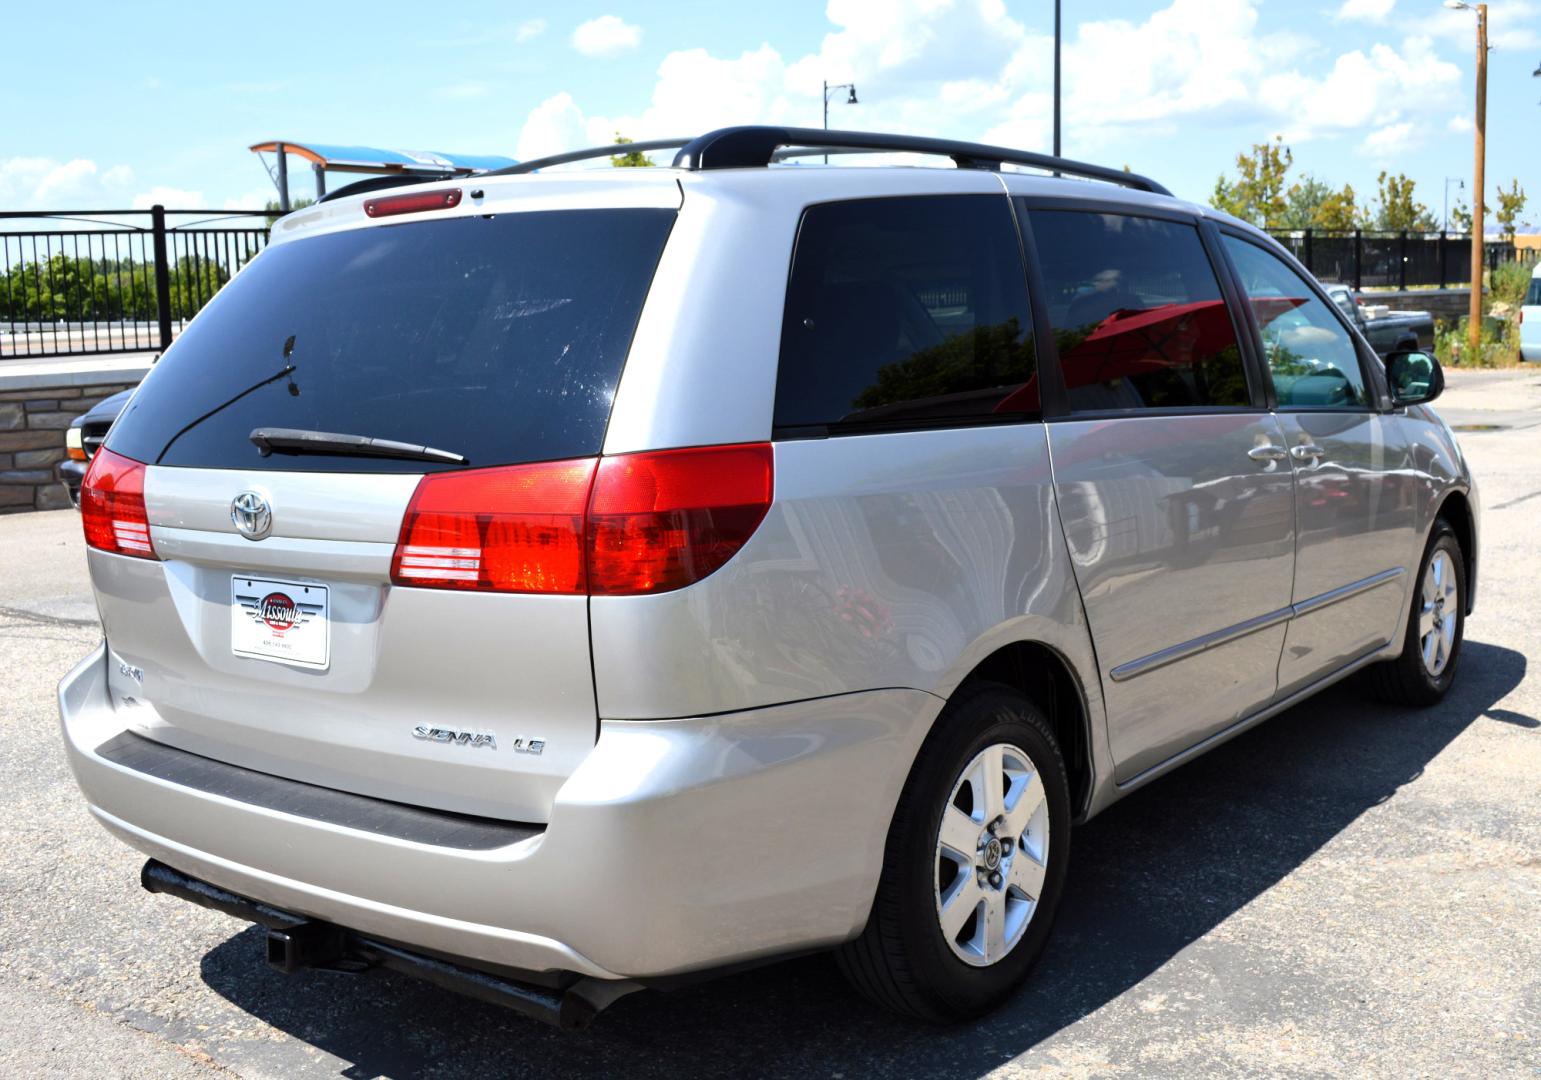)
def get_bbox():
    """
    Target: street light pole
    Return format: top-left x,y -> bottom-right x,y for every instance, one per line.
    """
821,81 -> 858,165
1444,177 -> 1464,231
